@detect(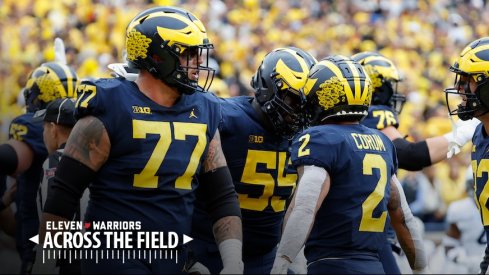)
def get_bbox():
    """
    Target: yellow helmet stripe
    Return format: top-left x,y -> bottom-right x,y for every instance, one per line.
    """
128,12 -> 207,47
346,61 -> 370,104
58,64 -> 76,98
45,65 -> 66,98
303,76 -> 317,96
275,49 -> 310,92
